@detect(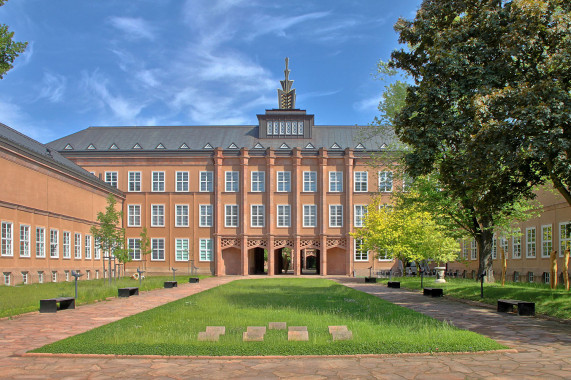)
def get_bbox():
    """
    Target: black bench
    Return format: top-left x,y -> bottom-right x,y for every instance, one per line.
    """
189,277 -> 199,283
164,281 -> 178,288
497,299 -> 535,316
423,288 -> 443,297
118,287 -> 139,297
365,277 -> 379,283
387,281 -> 400,288
39,297 -> 75,313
